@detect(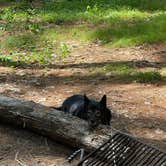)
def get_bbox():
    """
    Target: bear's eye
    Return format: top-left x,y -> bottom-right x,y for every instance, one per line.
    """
96,111 -> 101,116
87,110 -> 92,115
